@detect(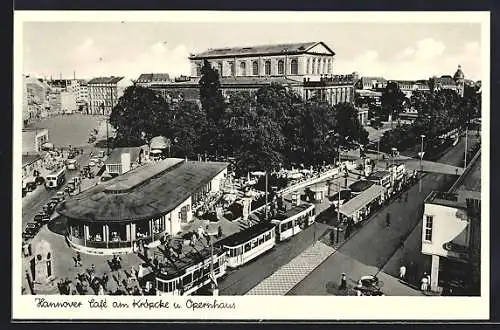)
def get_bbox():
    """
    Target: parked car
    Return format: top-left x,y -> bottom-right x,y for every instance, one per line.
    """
23,222 -> 40,239
35,176 -> 45,185
25,181 -> 37,192
355,275 -> 384,296
66,159 -> 78,170
34,211 -> 50,224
